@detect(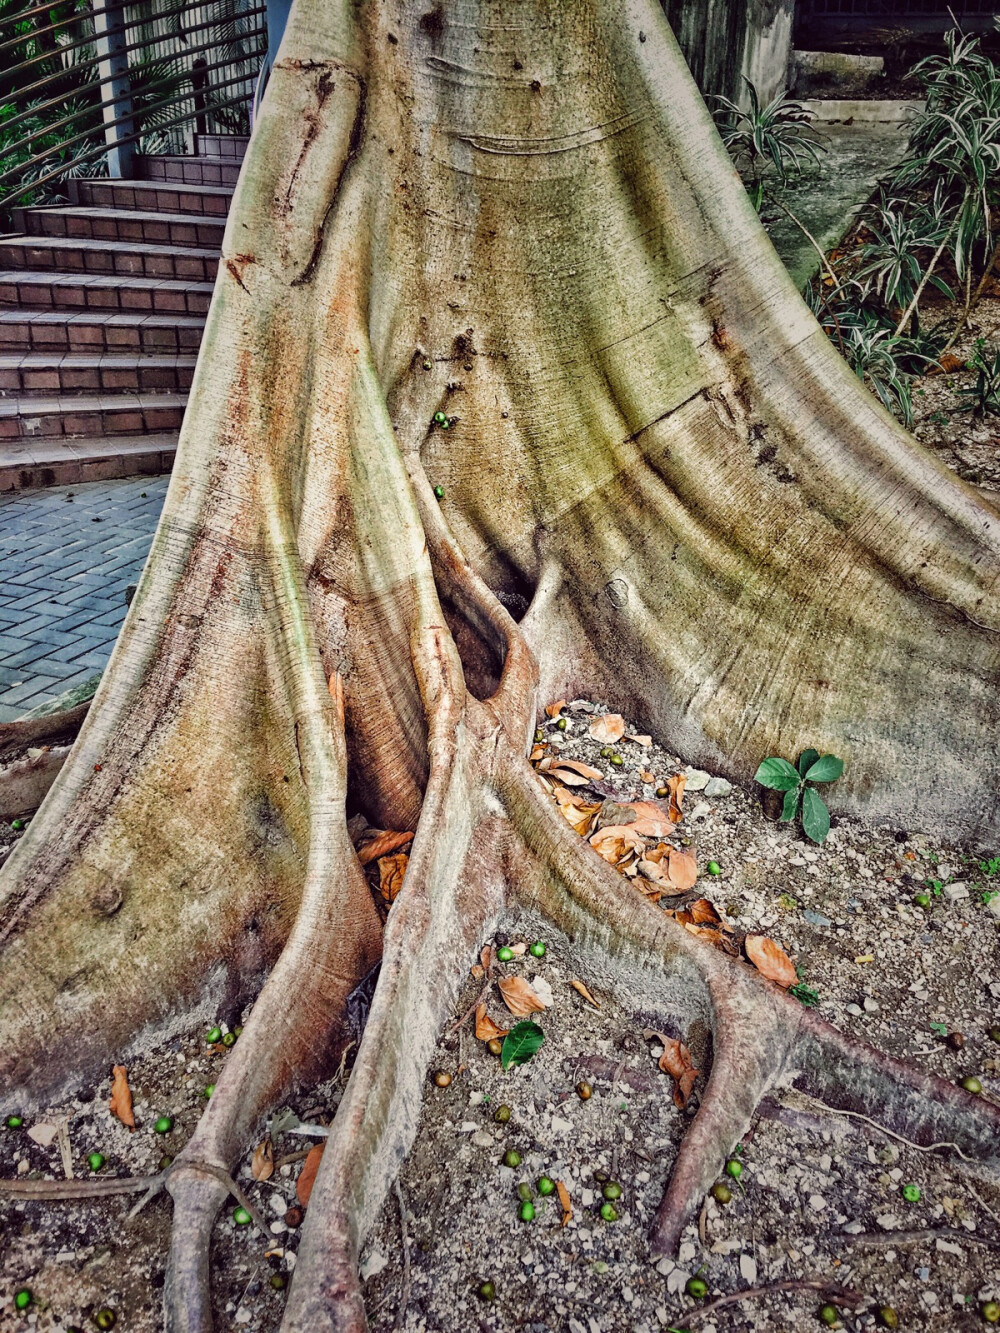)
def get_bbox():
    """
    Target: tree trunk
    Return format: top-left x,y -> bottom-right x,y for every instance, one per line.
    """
2,1 -> 999,1329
